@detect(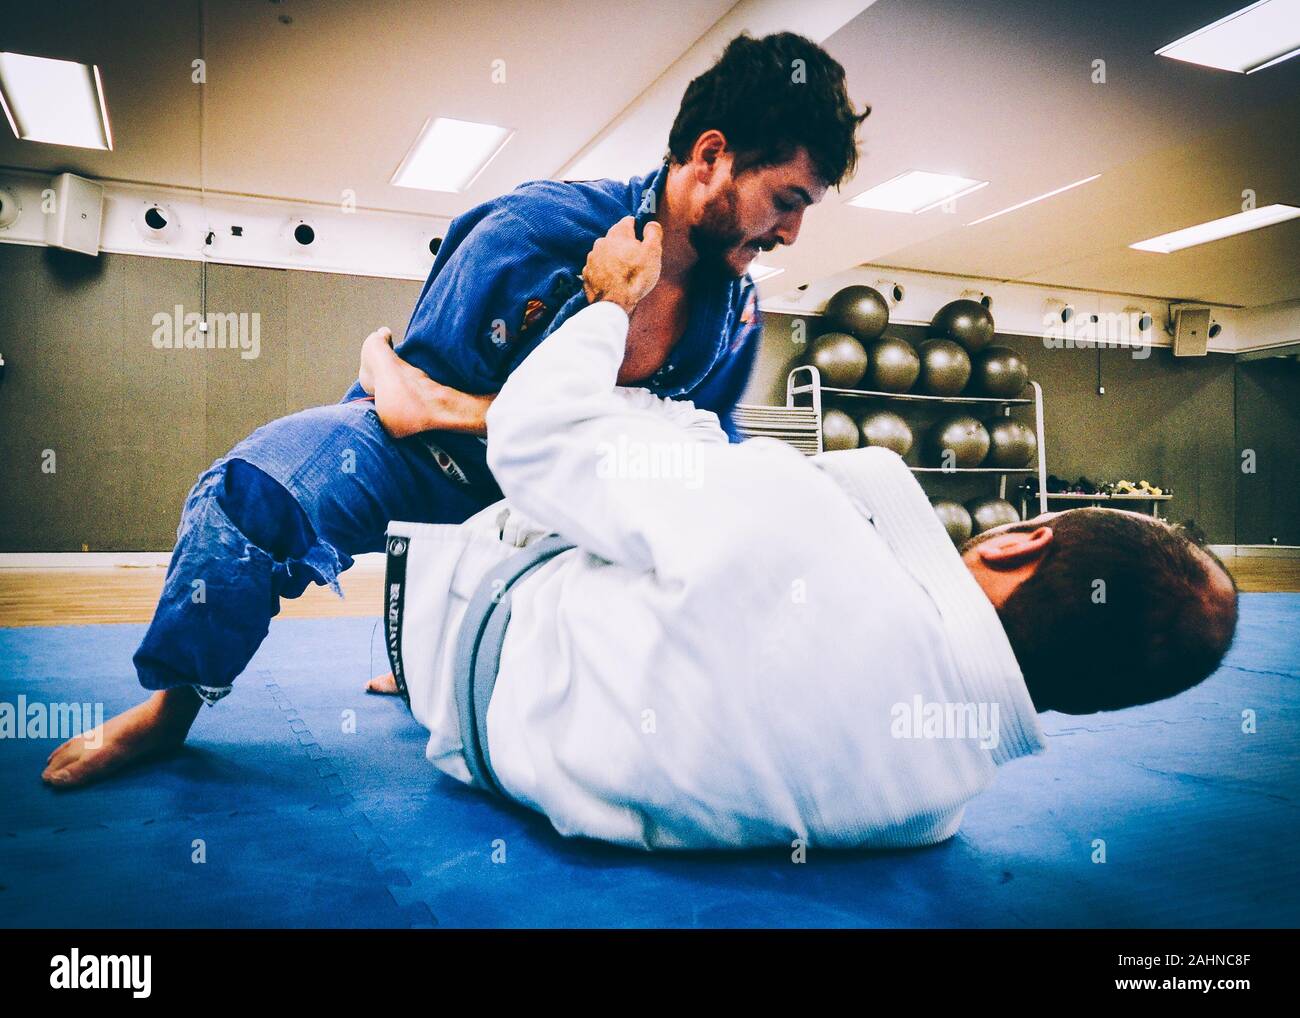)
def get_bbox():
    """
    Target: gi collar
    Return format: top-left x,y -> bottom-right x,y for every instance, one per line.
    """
813,446 -> 1048,767
630,161 -> 670,239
